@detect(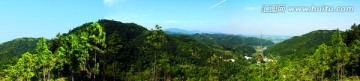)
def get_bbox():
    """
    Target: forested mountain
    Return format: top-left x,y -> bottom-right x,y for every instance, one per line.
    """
260,24 -> 360,80
245,35 -> 292,43
165,29 -> 275,46
0,38 -> 43,70
2,19 -> 360,81
167,33 -> 274,56
164,28 -> 202,34
165,28 -> 289,43
0,37 -> 42,59
0,19 -> 254,80
264,30 -> 336,59
190,33 -> 274,46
